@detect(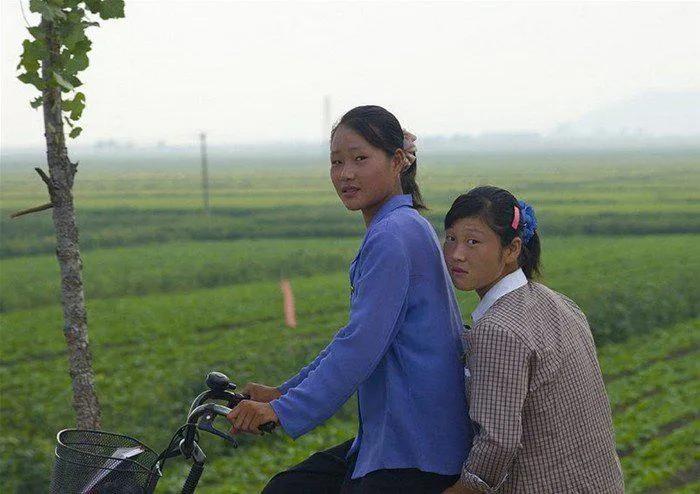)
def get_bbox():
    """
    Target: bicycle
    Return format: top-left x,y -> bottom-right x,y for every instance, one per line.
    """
49,371 -> 276,493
